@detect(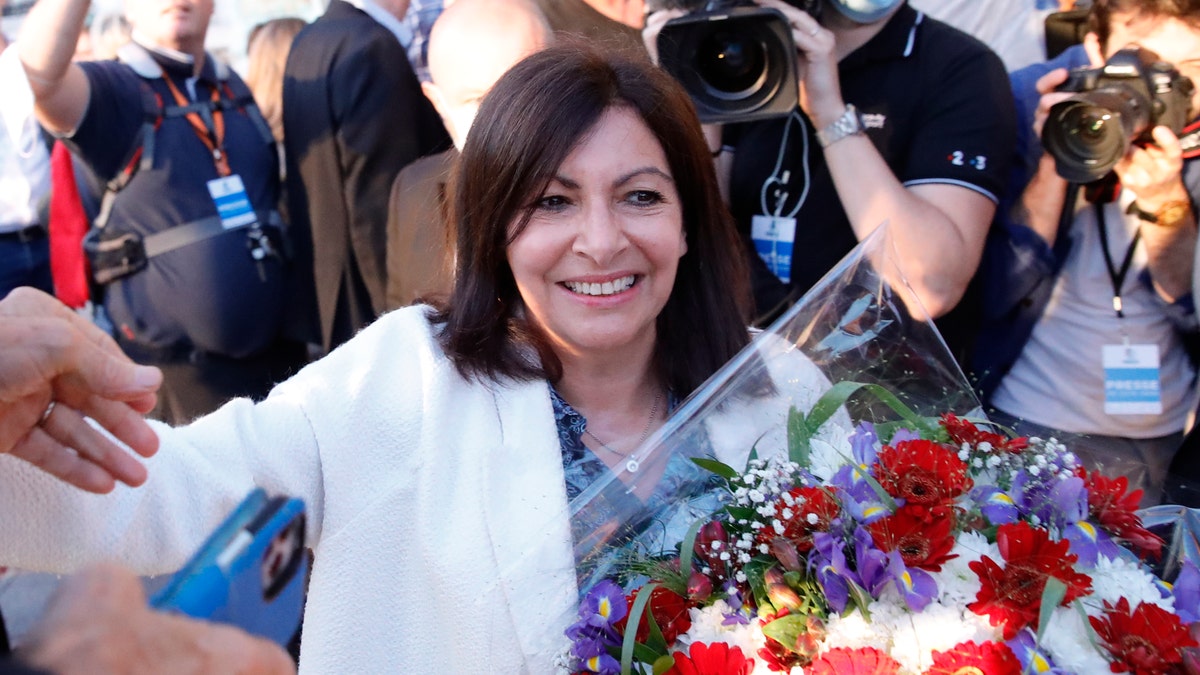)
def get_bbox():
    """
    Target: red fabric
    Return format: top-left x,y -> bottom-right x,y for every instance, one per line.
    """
48,141 -> 90,308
